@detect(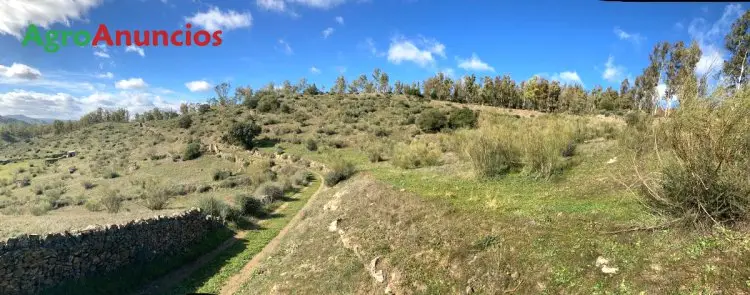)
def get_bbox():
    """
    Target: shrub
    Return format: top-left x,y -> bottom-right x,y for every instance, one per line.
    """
254,182 -> 284,201
178,115 -> 193,129
366,146 -> 385,163
305,138 -> 318,151
448,108 -> 478,129
225,121 -> 262,149
142,187 -> 170,210
84,199 -> 102,212
257,95 -> 281,112
212,169 -> 232,181
102,170 -> 120,179
101,189 -> 123,213
416,109 -> 447,133
198,196 -> 239,222
638,88 -> 750,225
291,170 -> 312,186
518,125 -> 573,179
29,200 -> 52,216
324,158 -> 355,186
392,142 -> 442,169
197,104 -> 211,114
465,128 -> 522,178
183,141 -> 202,160
234,194 -> 265,217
